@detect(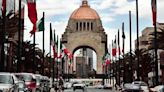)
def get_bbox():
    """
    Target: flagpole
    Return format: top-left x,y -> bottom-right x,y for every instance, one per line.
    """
52,30 -> 55,84
129,11 -> 133,82
42,12 -> 45,74
136,0 -> 140,81
56,35 -> 59,79
118,29 -> 120,86
0,0 -> 6,72
49,23 -> 53,82
154,18 -> 159,86
152,0 -> 159,86
14,0 -> 16,16
33,0 -> 36,73
17,0 -> 22,72
33,31 -> 36,73
122,22 -> 125,83
111,40 -> 115,86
